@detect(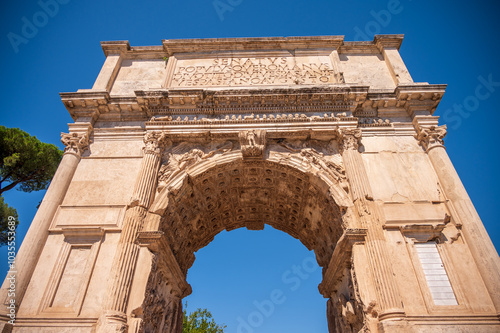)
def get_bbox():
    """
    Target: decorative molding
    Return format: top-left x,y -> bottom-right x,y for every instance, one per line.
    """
38,228 -> 103,316
399,224 -> 446,244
